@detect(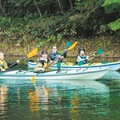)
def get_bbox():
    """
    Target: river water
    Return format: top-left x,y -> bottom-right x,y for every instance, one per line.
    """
0,57 -> 120,120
